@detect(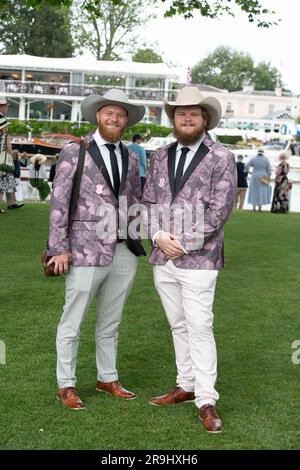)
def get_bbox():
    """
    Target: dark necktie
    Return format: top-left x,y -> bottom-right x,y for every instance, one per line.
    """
174,147 -> 190,193
105,143 -> 120,196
